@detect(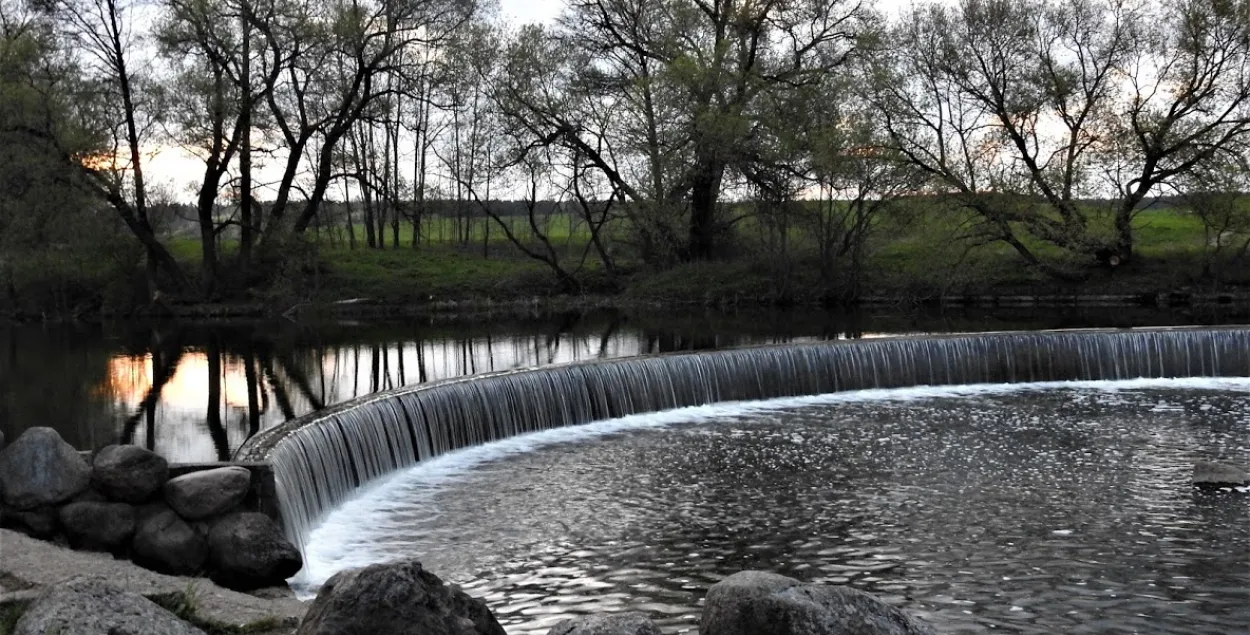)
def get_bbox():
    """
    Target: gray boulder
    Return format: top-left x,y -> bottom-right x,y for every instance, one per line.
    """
1,504 -> 59,538
14,576 -> 205,635
164,466 -> 252,520
133,507 -> 209,575
701,571 -> 935,635
93,445 -> 169,503
549,614 -> 661,635
296,560 -> 506,635
59,501 -> 137,553
207,512 -> 302,590
0,427 -> 91,509
1193,461 -> 1249,489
